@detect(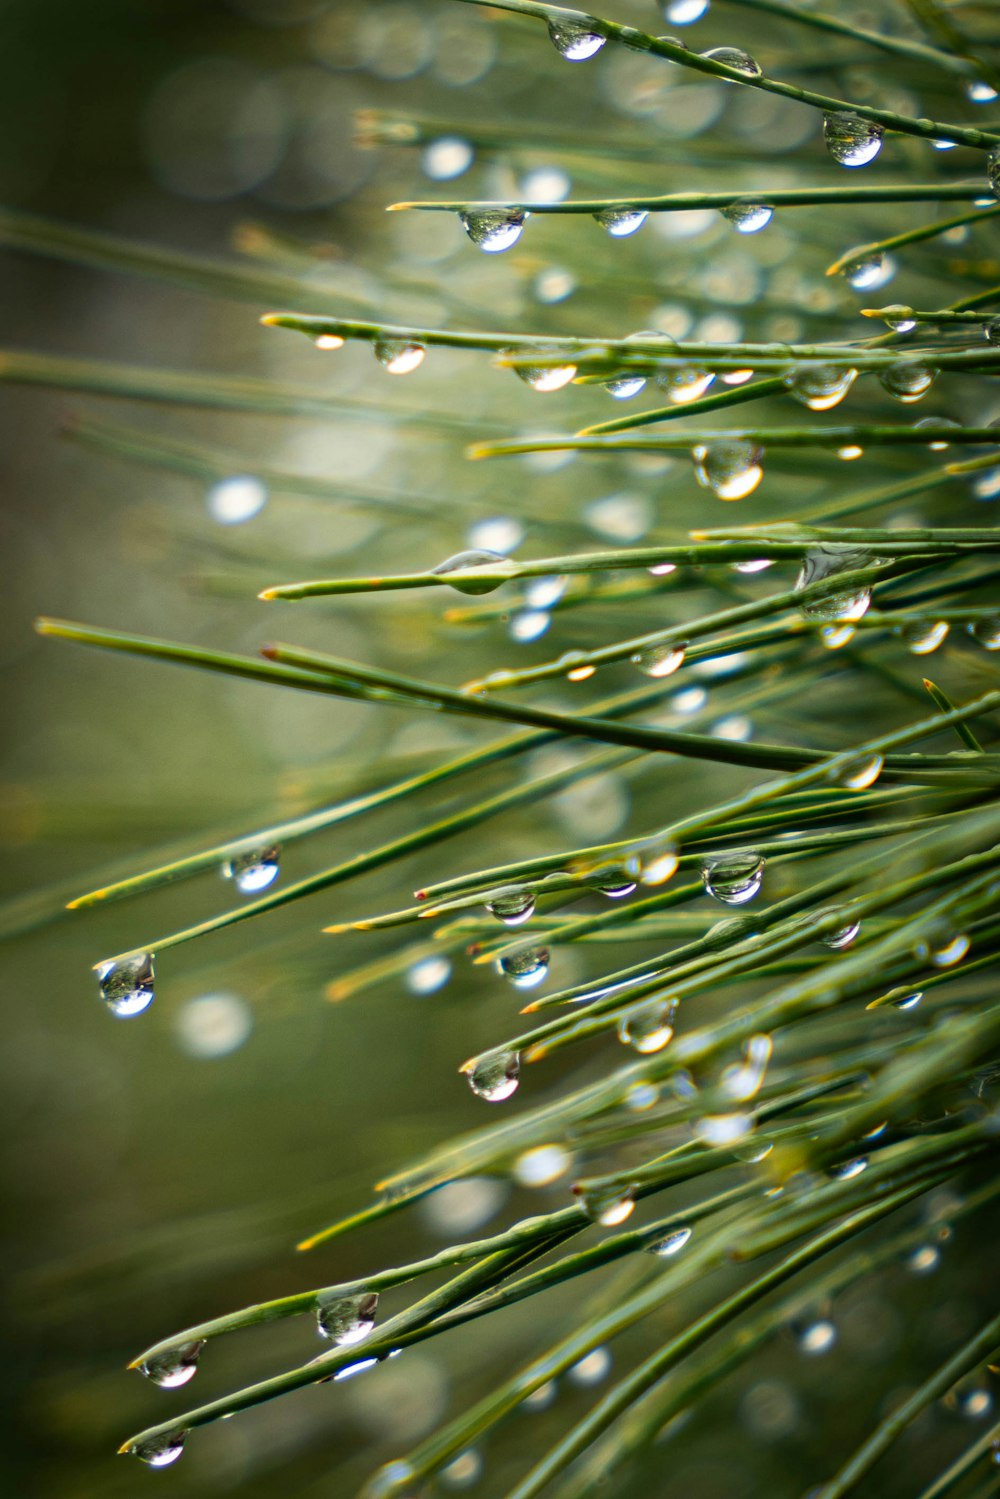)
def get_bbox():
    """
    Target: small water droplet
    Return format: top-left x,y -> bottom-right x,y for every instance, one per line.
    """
441,1450 -> 483,1489
821,623 -> 855,649
721,1033 -> 772,1100
406,954 -> 452,996
837,753 -> 883,791
459,209 -> 526,254
604,373 -> 647,399
486,886 -> 536,925
128,1432 -> 187,1468
723,201 -> 773,234
843,252 -> 896,290
798,1319 -> 837,1354
373,339 -> 426,375
317,1292 -> 378,1346
96,953 -> 155,1018
821,919 -> 861,949
223,845 -> 280,896
589,867 -> 637,899
314,334 -> 345,350
691,439 -> 763,499
796,546 -> 873,623
701,850 -> 764,905
694,1112 -> 754,1146
966,79 -> 999,103
663,0 -> 709,21
630,642 -> 685,678
830,1156 -> 867,1181
547,19 -> 606,60
626,1080 -> 660,1111
431,549 -> 507,594
364,1459 -> 418,1499
900,619 -> 949,654
907,1244 -> 941,1273
580,1187 -> 635,1227
498,947 -> 550,990
879,362 -> 936,403
892,990 -> 923,1010
569,1347 -> 613,1385
594,206 -> 648,237
785,364 -> 857,411
700,45 -> 761,77
969,616 -> 1000,650
423,136 -> 474,181
733,558 -> 772,574
648,1225 -> 692,1256
514,360 -> 578,393
522,1380 -> 557,1411
468,1048 -> 520,1101
984,317 -> 1000,346
837,446 -> 863,461
206,474 -> 268,524
333,1357 -> 379,1381
661,367 -> 715,404
139,1341 -> 205,1389
920,930 -> 970,967
823,111 -> 883,167
513,1143 -> 571,1187
617,997 -> 677,1054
